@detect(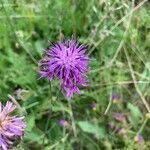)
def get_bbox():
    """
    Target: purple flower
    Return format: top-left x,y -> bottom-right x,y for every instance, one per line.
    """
0,101 -> 26,150
117,128 -> 126,135
90,102 -> 97,111
109,122 -> 116,130
134,135 -> 144,143
112,94 -> 121,103
113,113 -> 125,122
58,119 -> 69,127
39,39 -> 89,97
